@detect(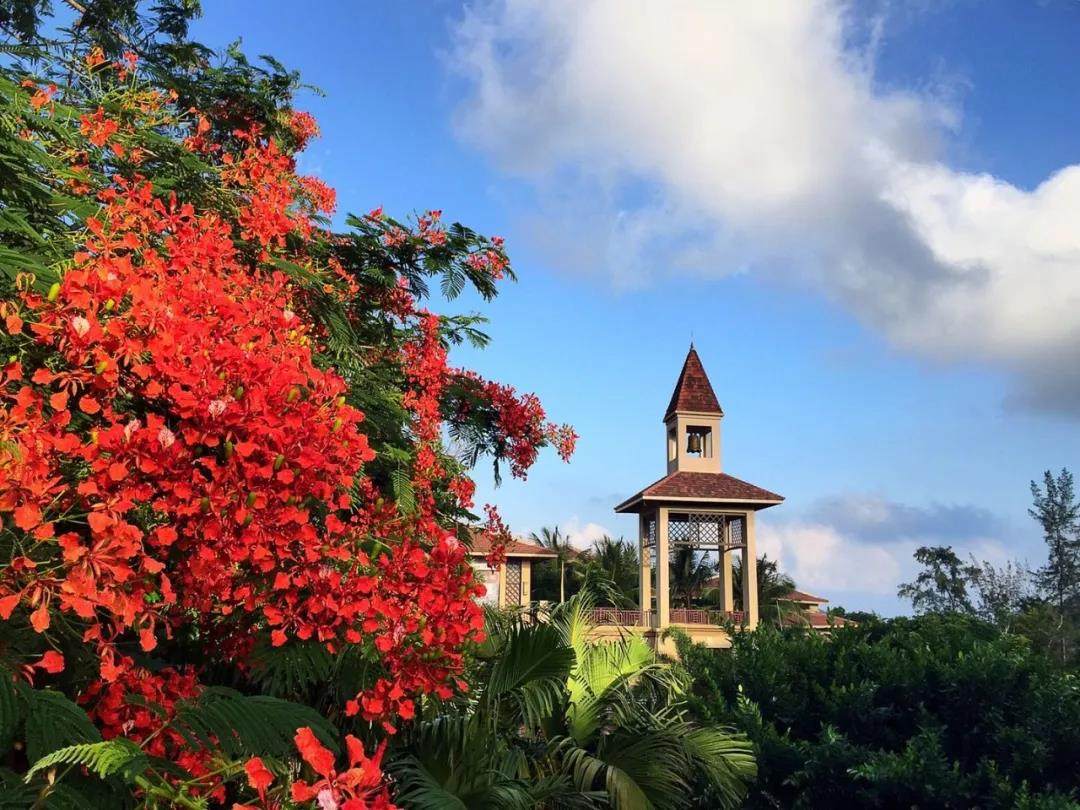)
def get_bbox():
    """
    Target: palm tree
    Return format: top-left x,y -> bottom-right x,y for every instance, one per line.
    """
530,525 -> 575,602
731,554 -> 796,617
669,548 -> 716,609
389,596 -> 756,808
571,536 -> 639,607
